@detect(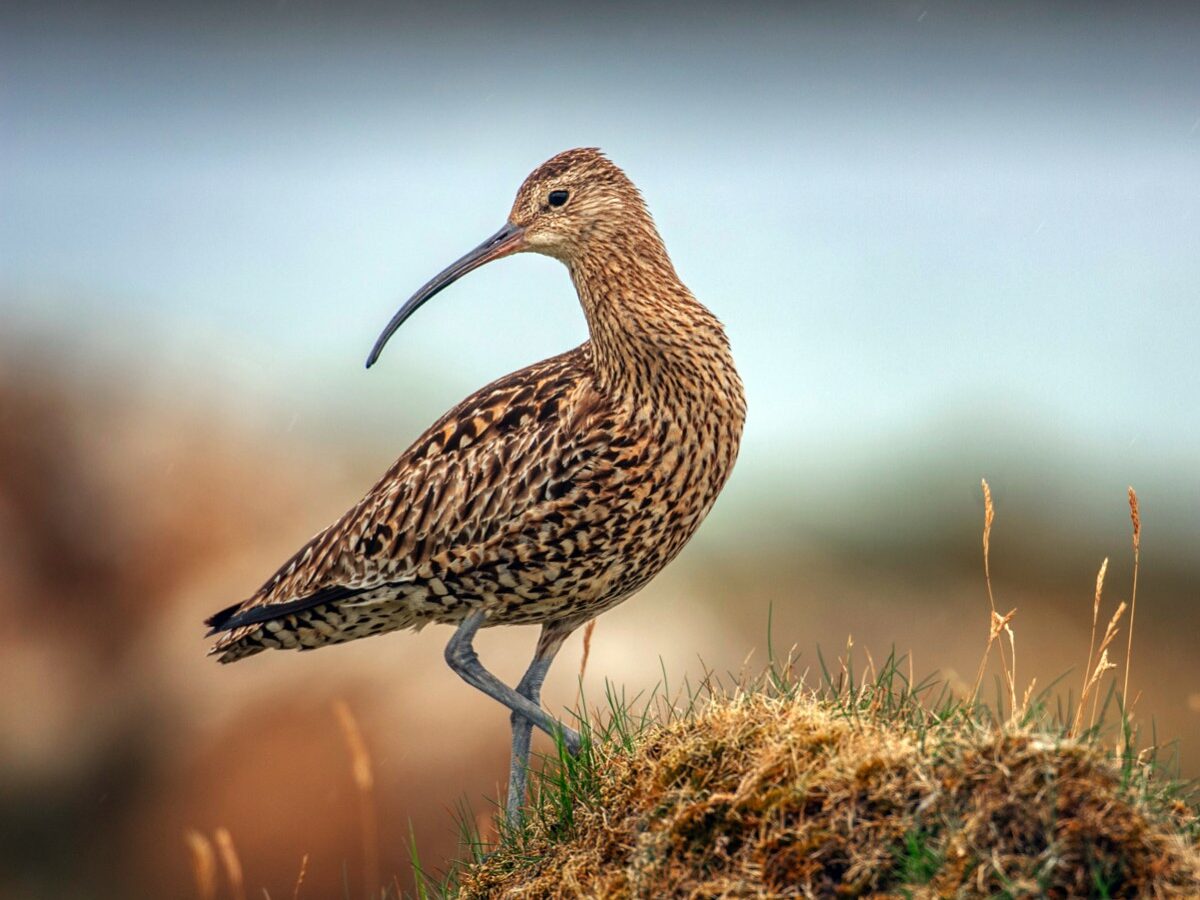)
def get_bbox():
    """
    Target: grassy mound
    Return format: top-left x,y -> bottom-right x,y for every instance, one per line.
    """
453,672 -> 1199,899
